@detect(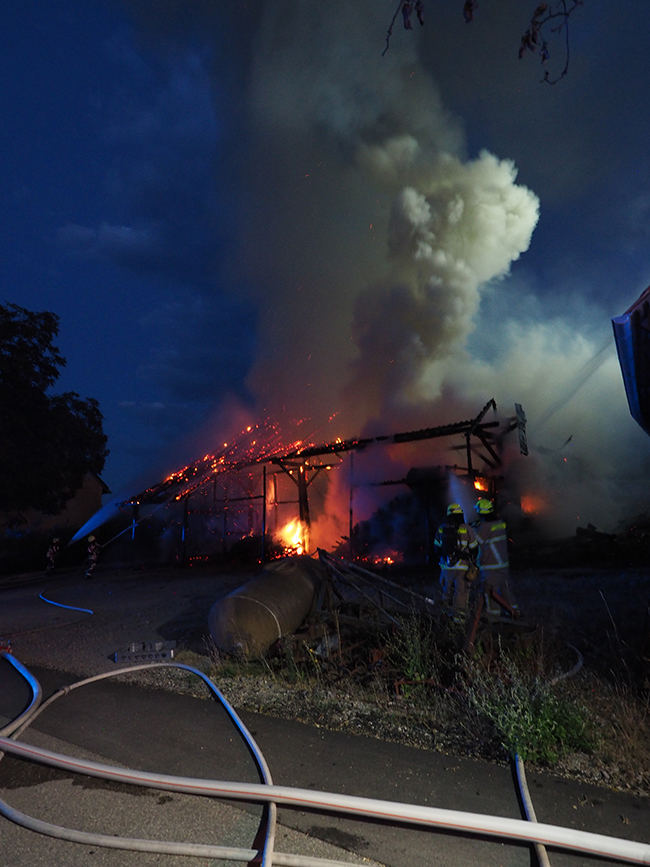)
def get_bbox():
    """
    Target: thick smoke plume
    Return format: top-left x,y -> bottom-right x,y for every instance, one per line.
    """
122,1 -> 648,539
346,145 -> 539,422
242,3 -> 539,435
